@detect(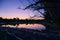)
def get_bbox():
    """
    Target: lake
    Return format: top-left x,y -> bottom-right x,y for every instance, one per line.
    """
2,24 -> 46,31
